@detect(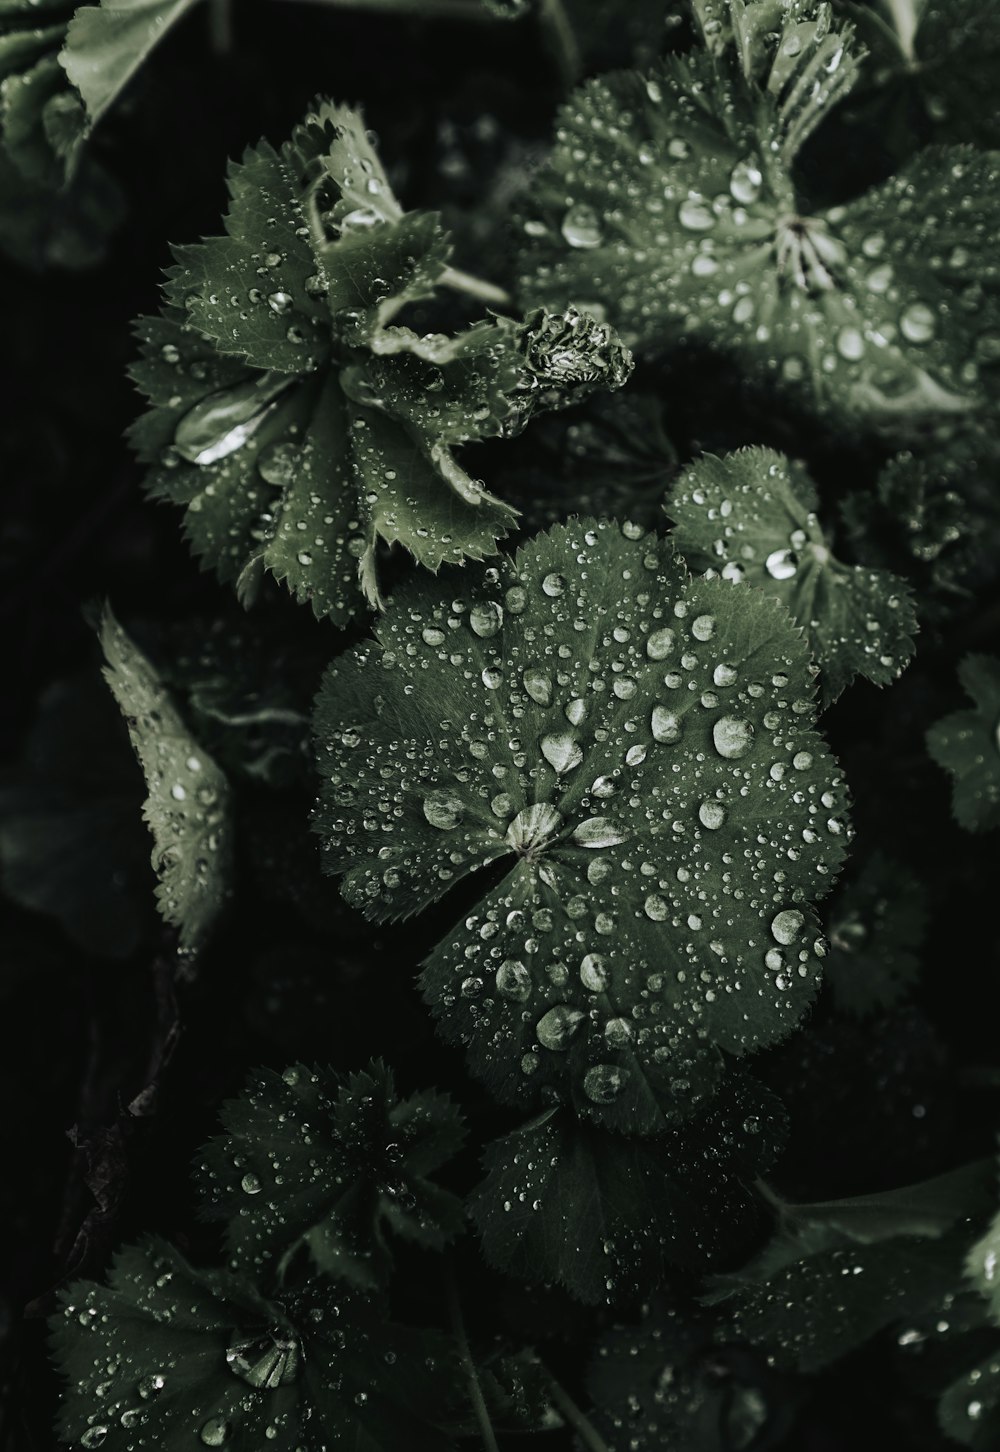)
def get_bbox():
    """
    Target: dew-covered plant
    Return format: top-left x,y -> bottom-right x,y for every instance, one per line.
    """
4,1 -> 1000,1450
